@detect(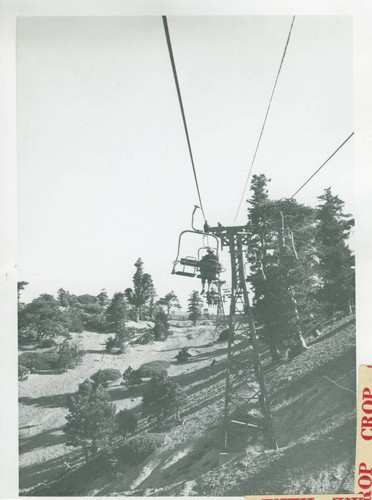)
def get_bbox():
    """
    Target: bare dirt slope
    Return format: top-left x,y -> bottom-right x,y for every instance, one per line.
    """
20,317 -> 356,496
19,320 -> 221,491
